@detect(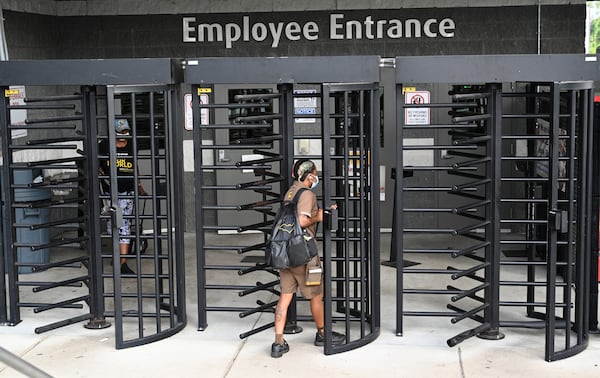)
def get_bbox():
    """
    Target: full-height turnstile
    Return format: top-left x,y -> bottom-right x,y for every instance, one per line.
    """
0,59 -> 186,349
0,56 -> 598,361
394,55 -> 596,361
93,84 -> 186,348
186,56 -> 381,354
0,84 -> 96,331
